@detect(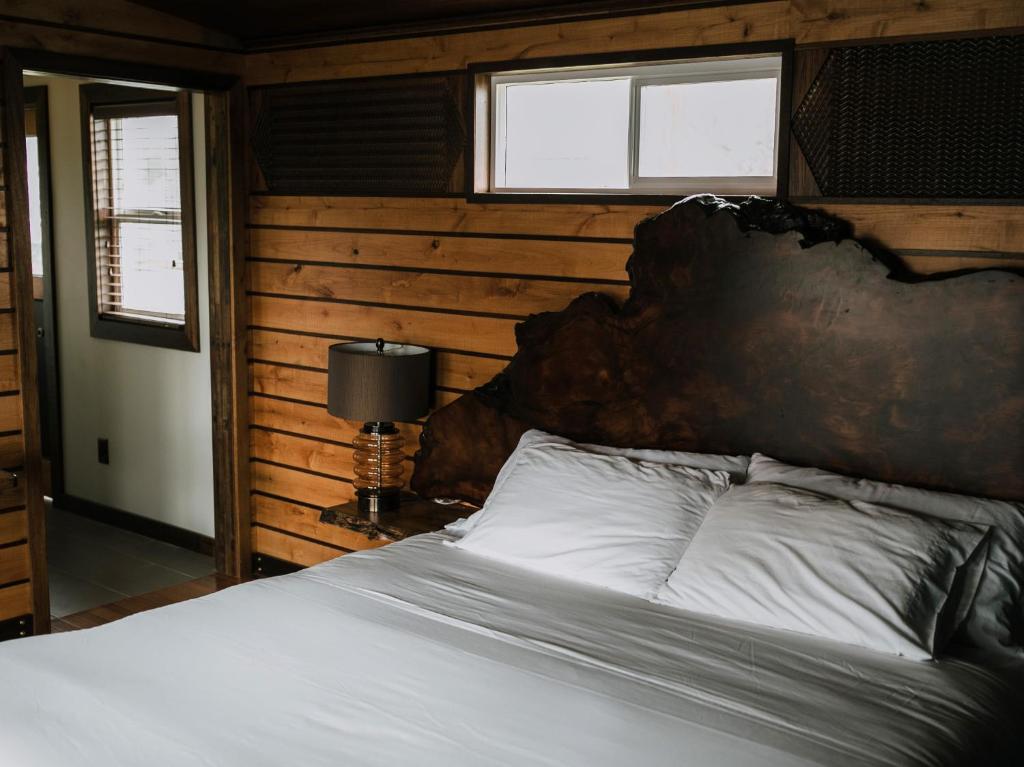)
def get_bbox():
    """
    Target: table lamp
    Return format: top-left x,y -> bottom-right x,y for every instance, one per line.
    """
327,339 -> 431,514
